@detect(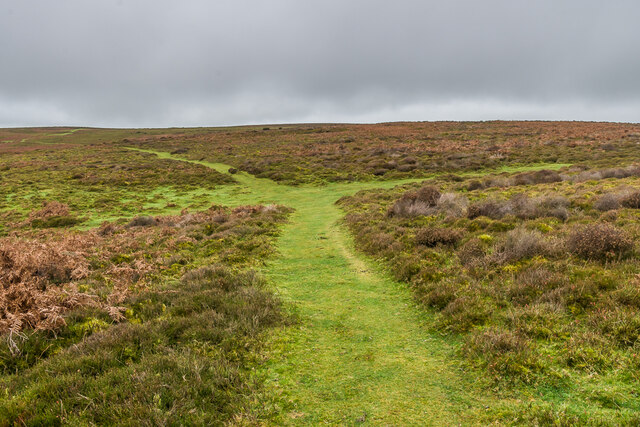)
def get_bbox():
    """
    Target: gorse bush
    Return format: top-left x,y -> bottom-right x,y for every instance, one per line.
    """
567,223 -> 633,261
